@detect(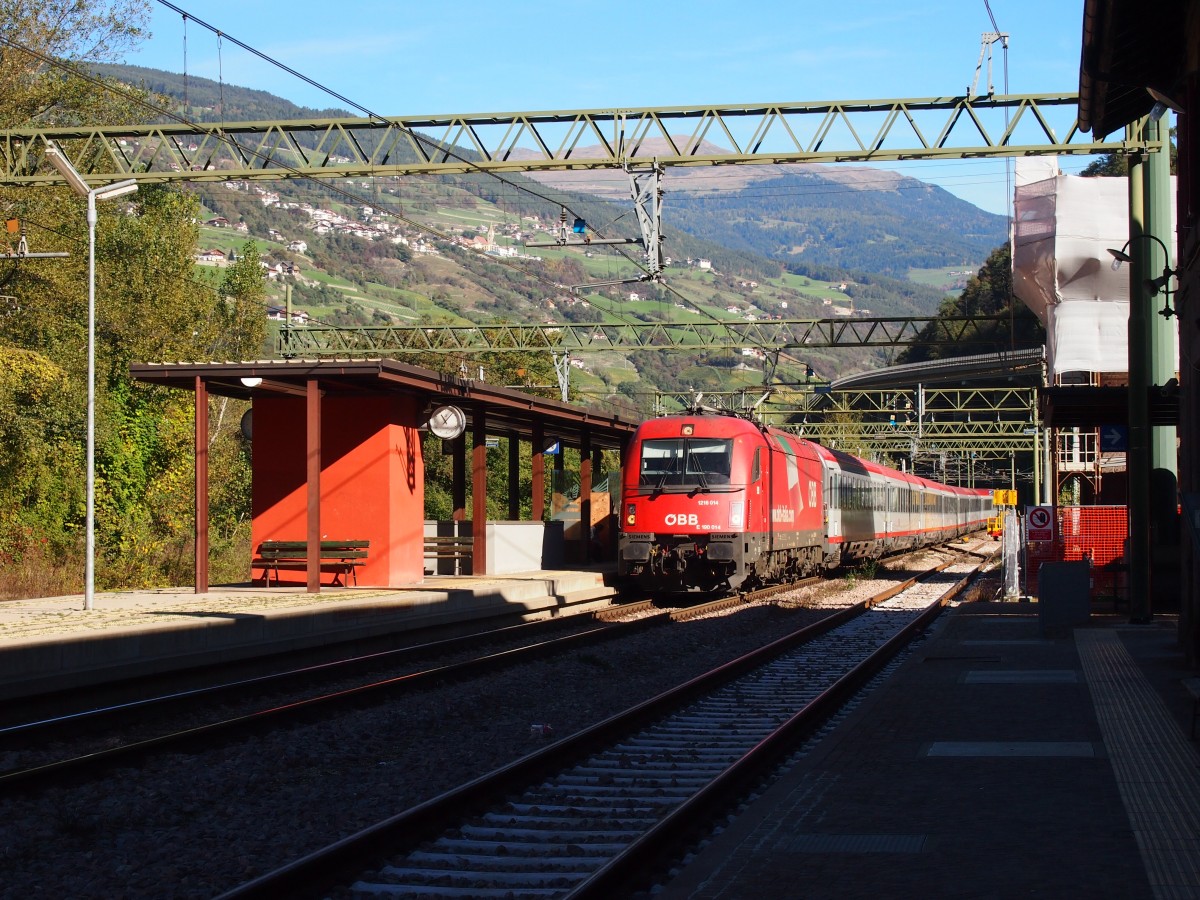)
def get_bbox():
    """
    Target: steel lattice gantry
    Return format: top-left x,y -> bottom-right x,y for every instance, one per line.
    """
274,315 -> 1028,357
0,93 -> 1158,185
